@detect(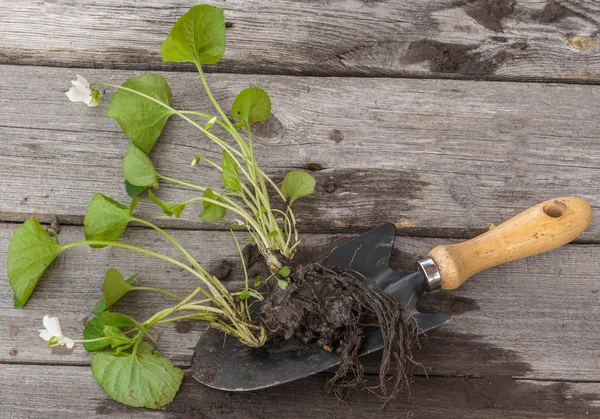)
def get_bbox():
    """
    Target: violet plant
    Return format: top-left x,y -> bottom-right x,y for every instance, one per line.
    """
7,5 -> 315,409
